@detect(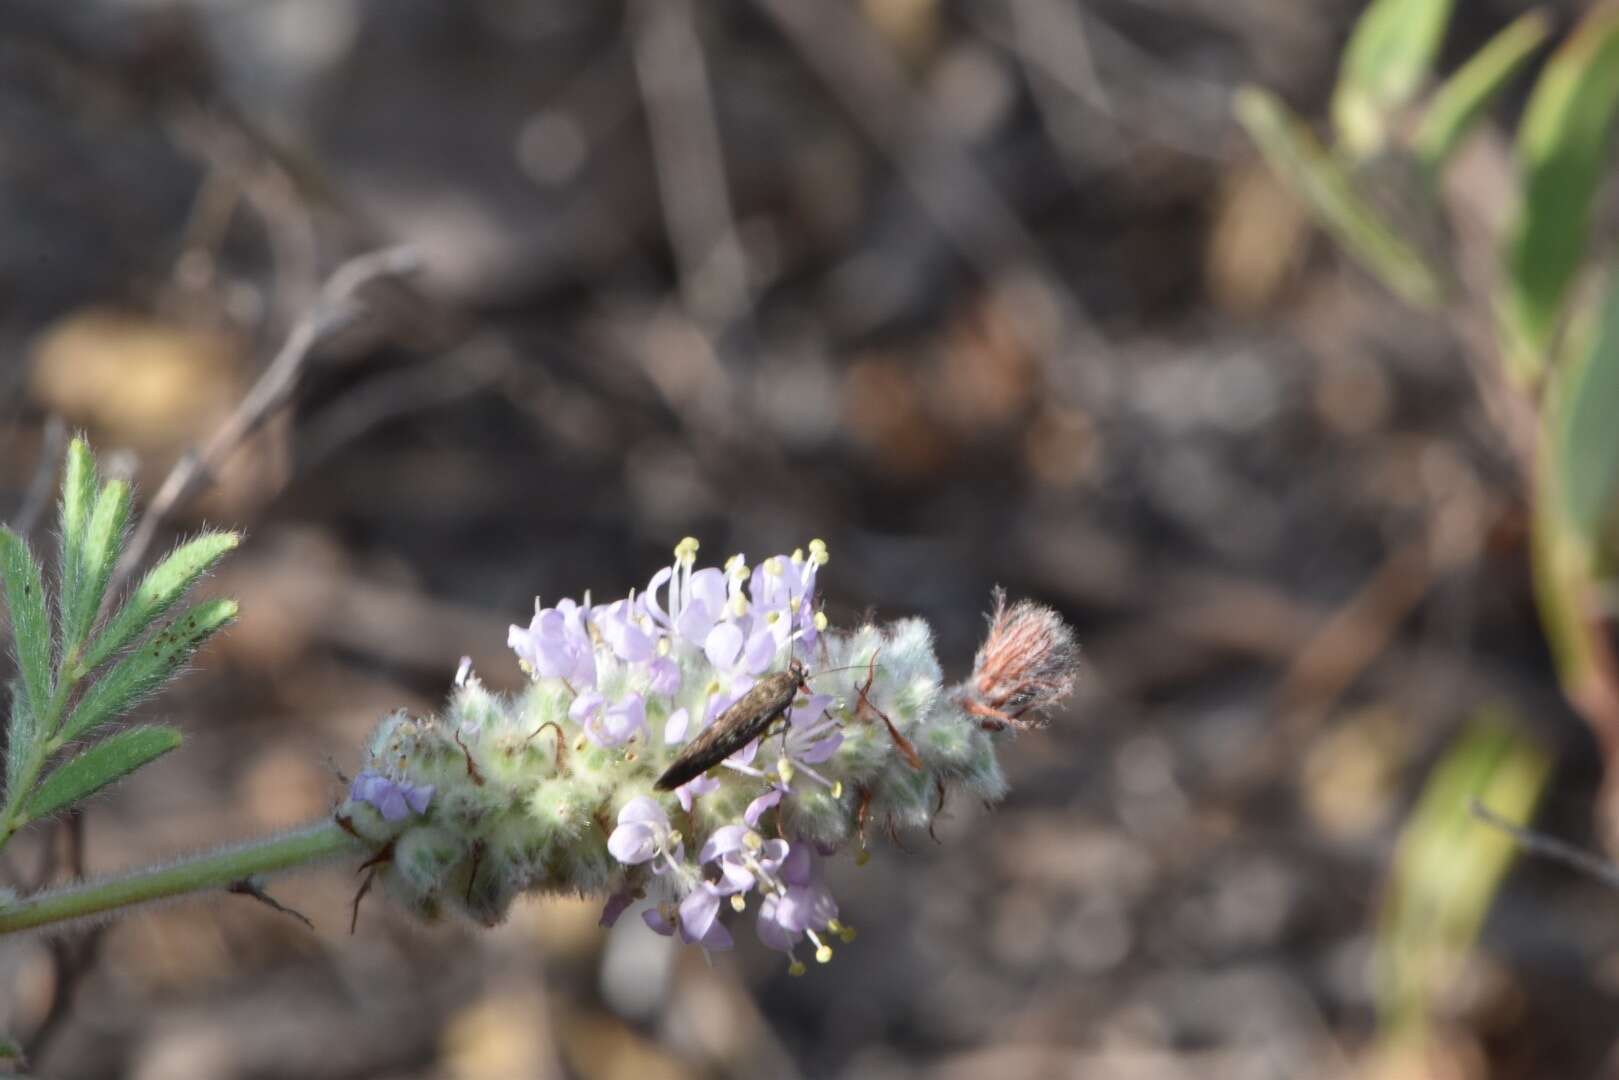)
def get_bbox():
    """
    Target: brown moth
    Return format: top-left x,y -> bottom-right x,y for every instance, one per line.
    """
655,659 -> 811,791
